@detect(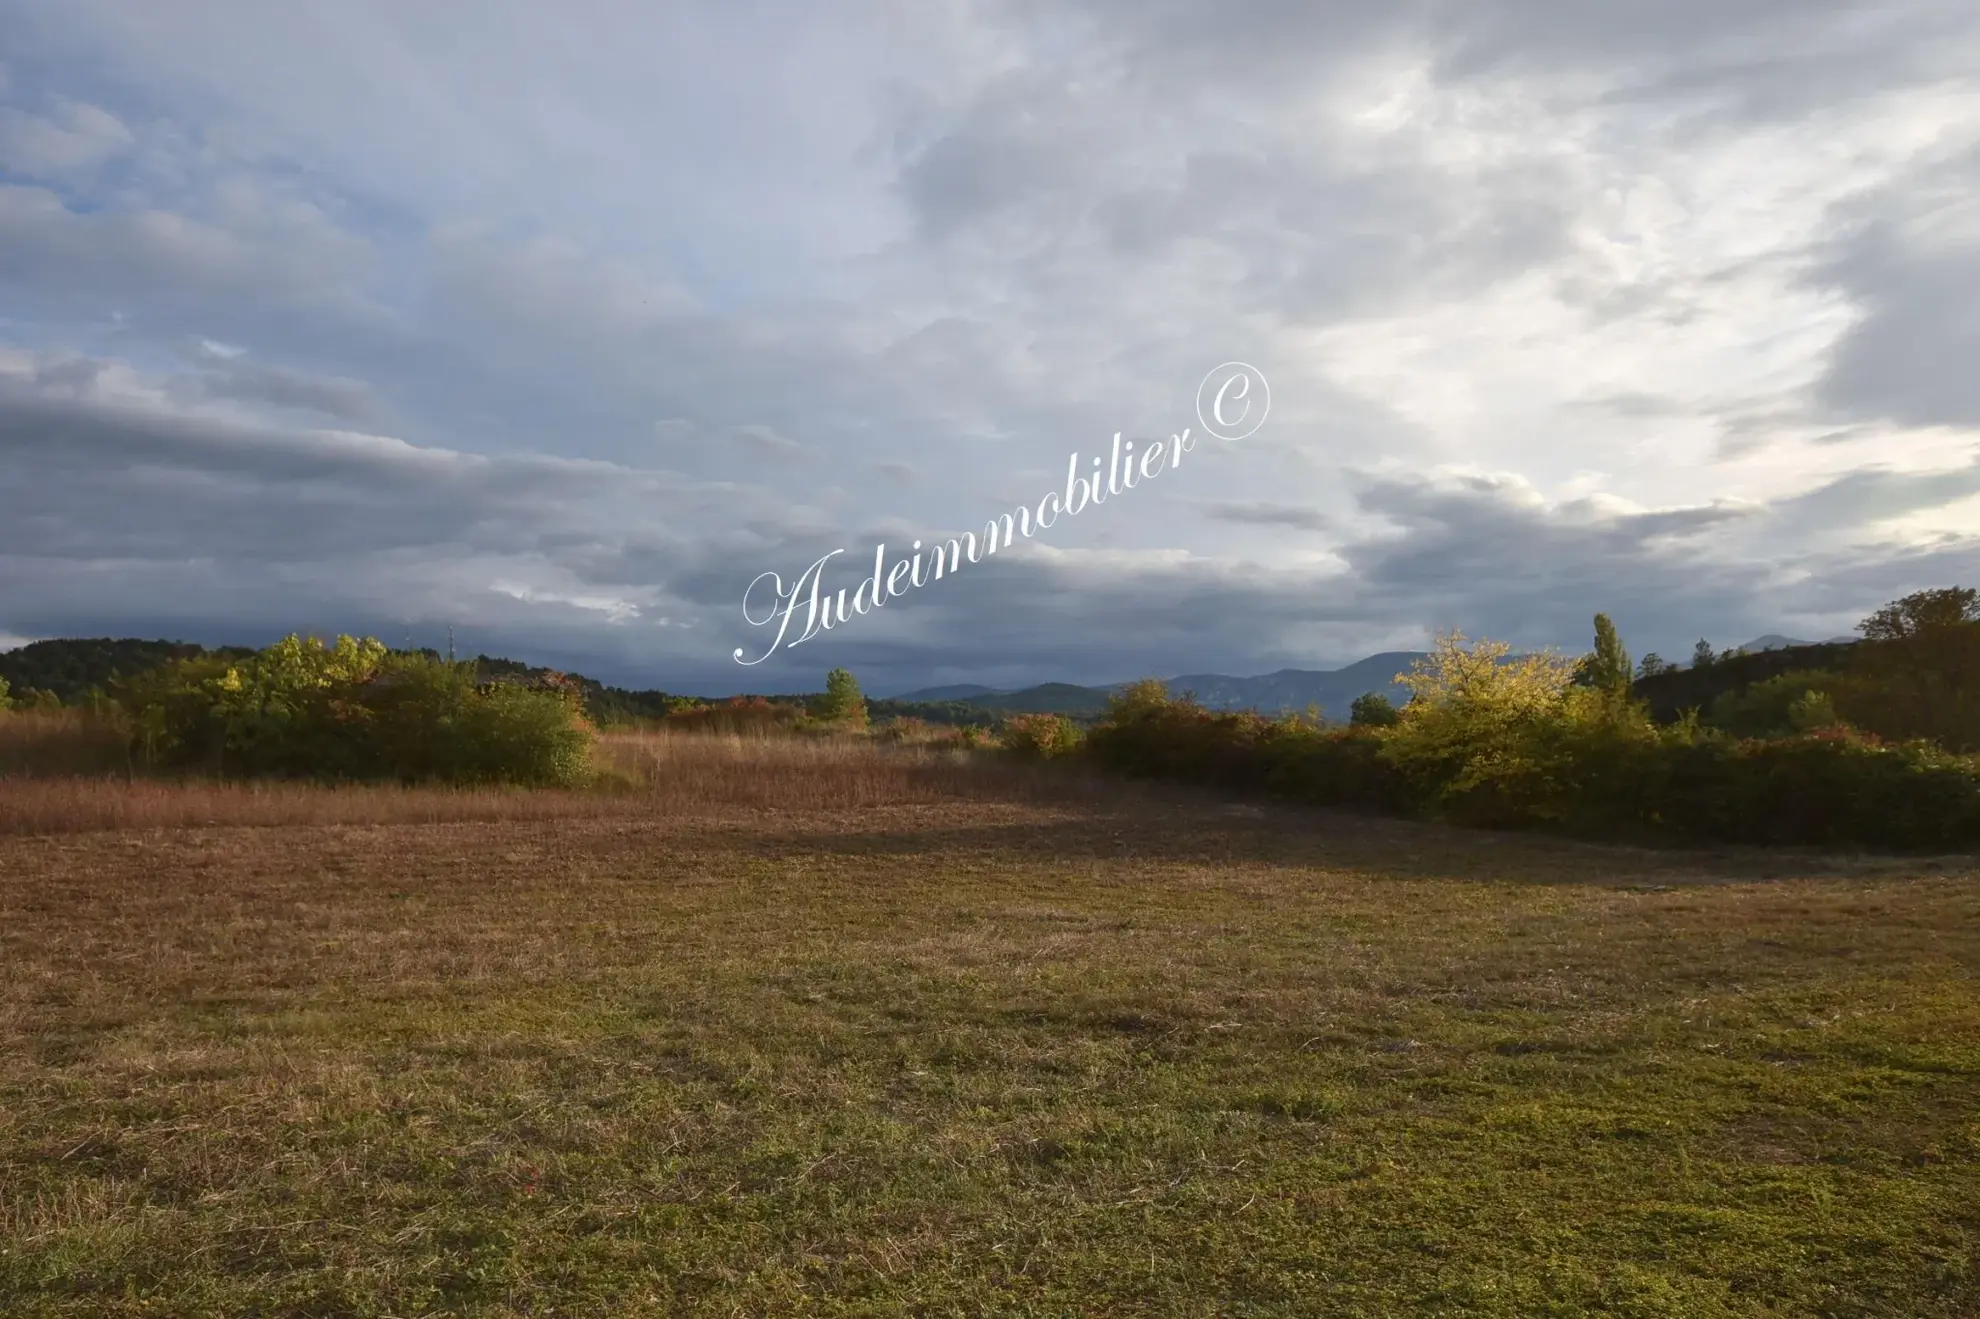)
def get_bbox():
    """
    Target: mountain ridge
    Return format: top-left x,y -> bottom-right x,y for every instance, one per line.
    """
893,651 -> 1428,719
